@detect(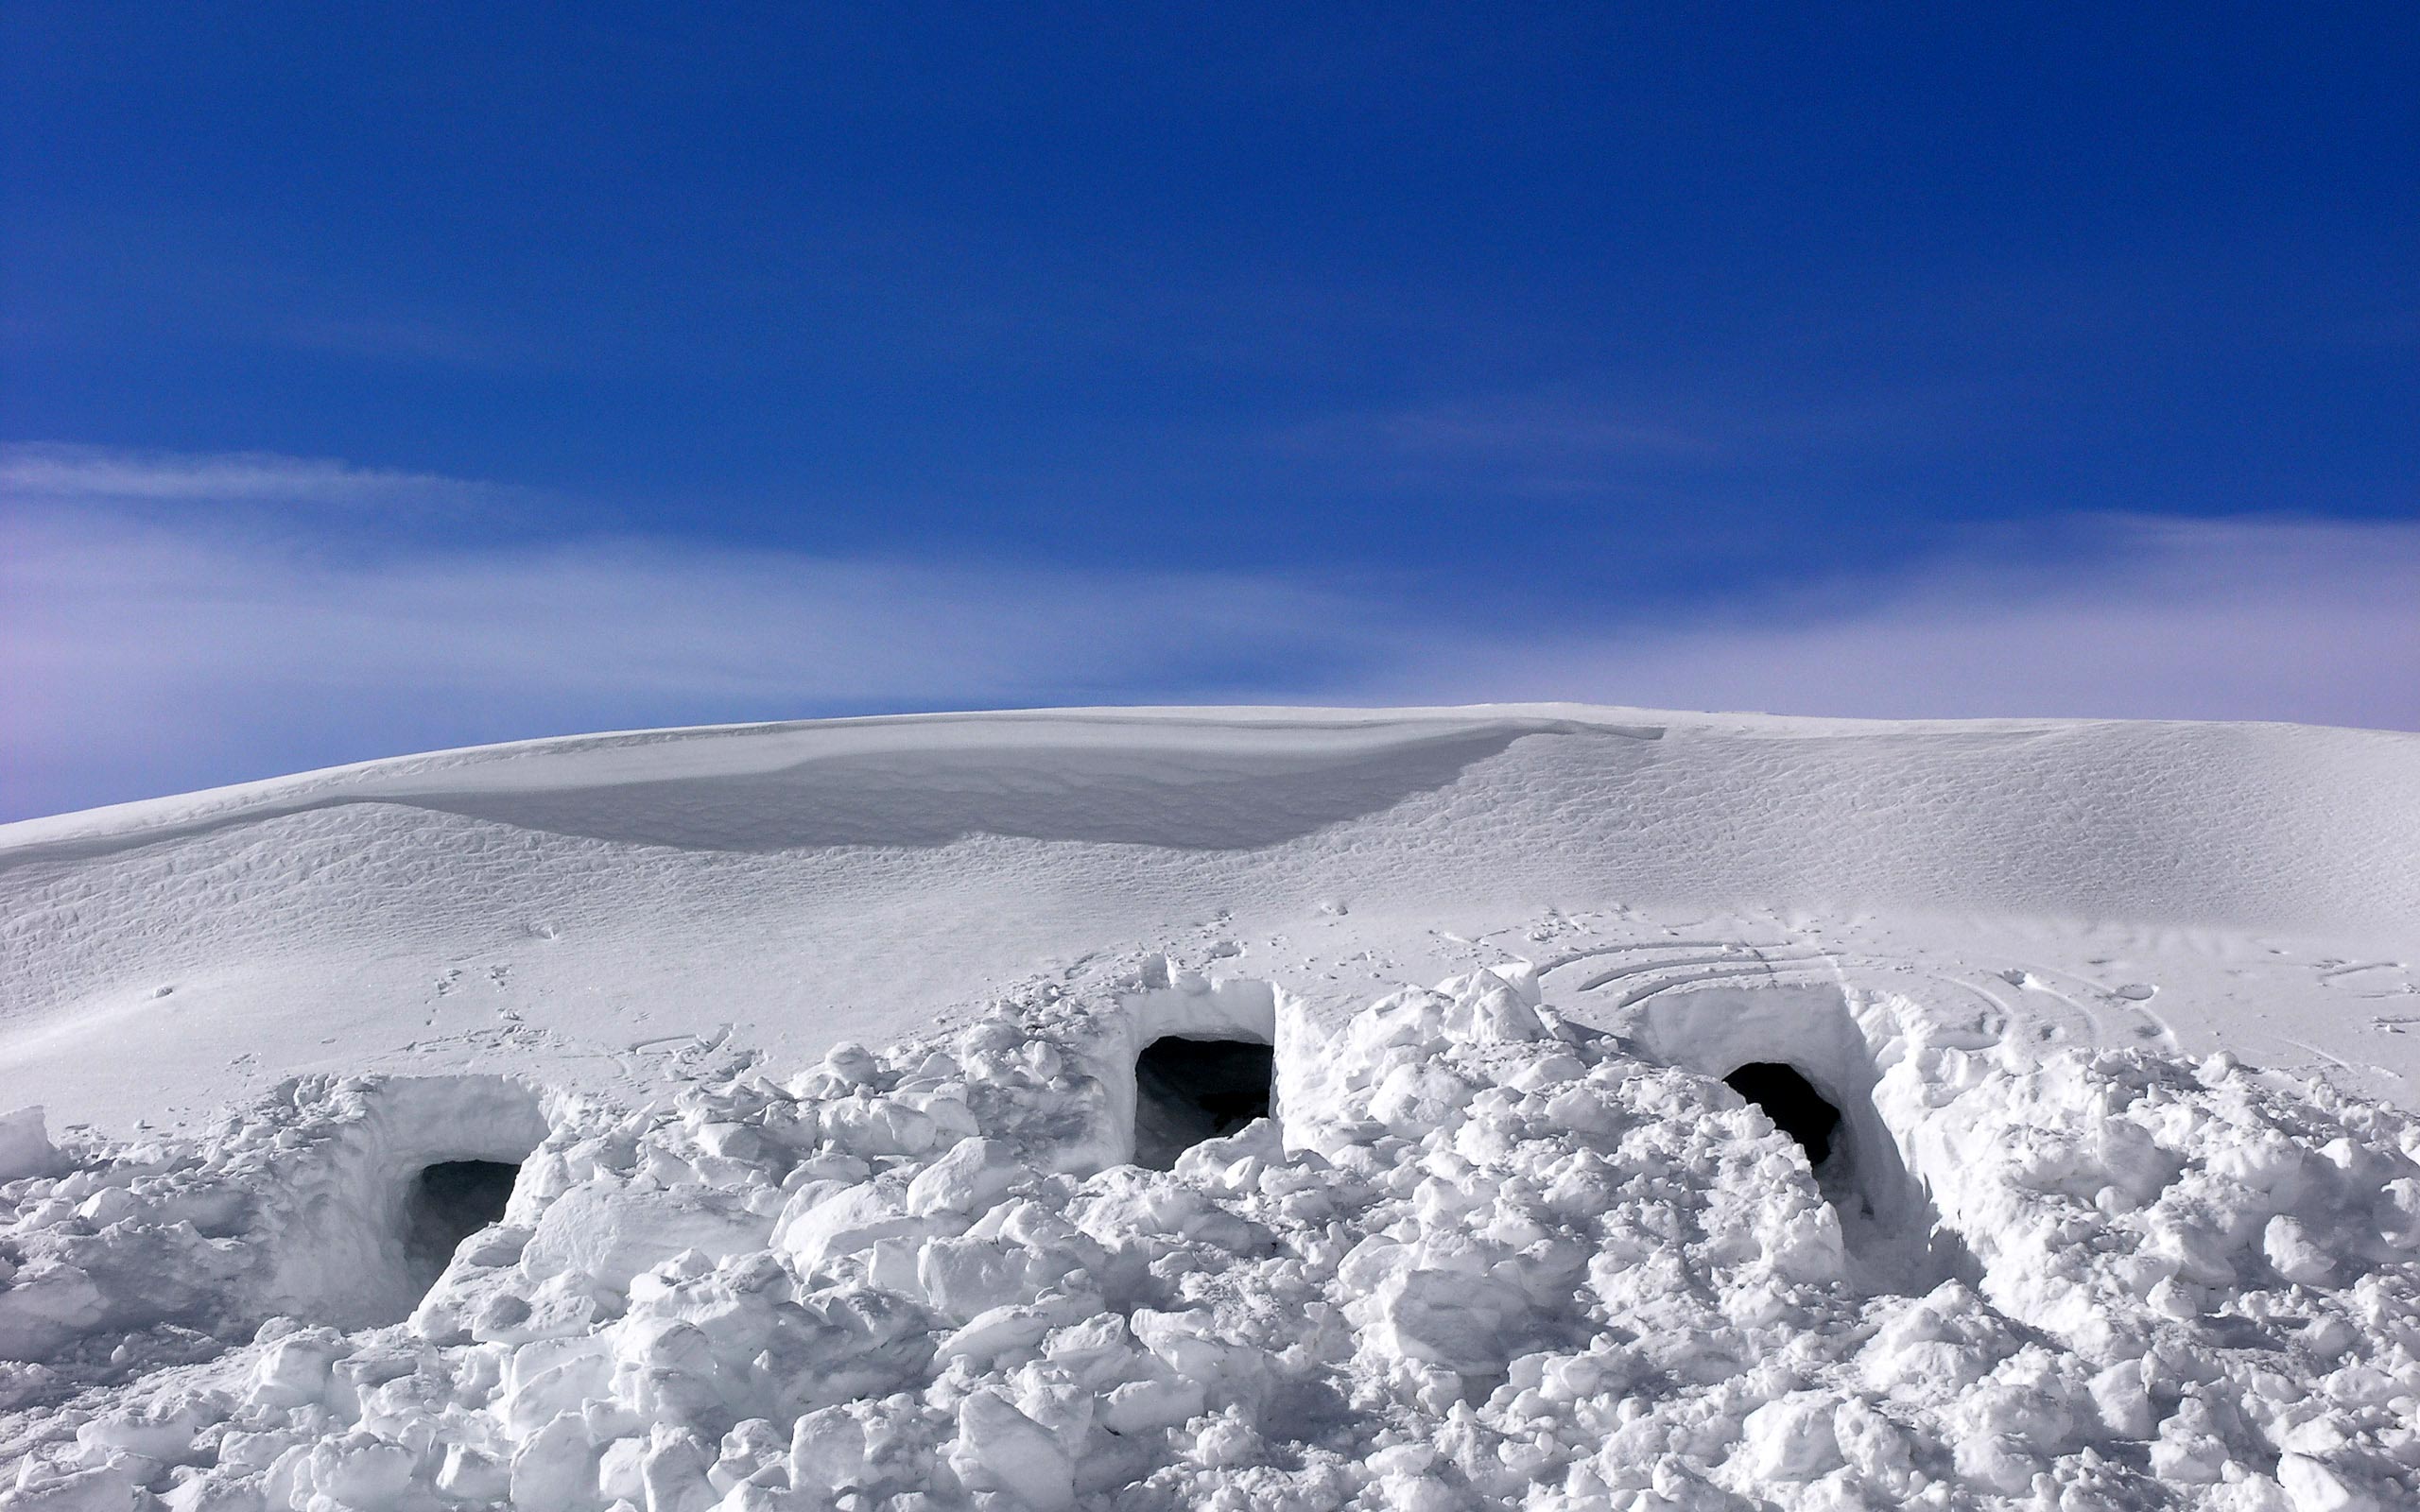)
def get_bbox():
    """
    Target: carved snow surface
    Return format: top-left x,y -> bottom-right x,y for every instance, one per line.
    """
5,969 -> 2420,1510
